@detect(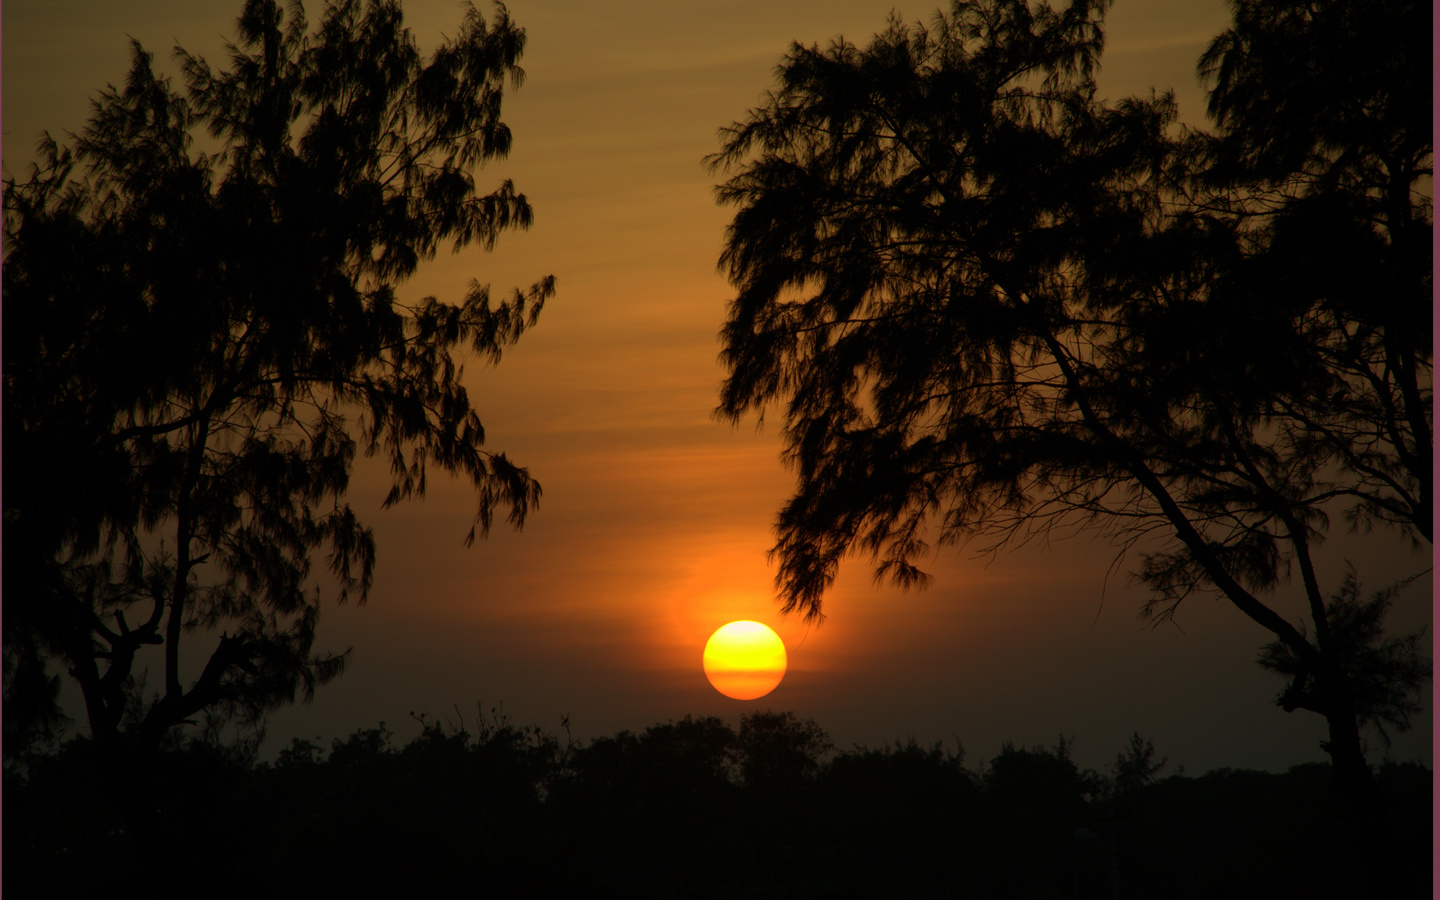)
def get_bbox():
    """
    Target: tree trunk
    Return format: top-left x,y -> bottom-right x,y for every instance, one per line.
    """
1321,704 -> 1380,819
1321,702 -> 1412,895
